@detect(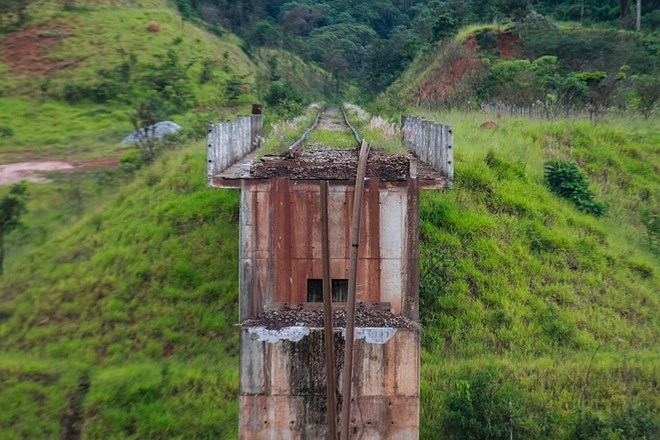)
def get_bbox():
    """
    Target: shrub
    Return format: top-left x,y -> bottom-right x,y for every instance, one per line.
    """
640,209 -> 659,249
119,150 -> 144,174
0,126 -> 14,138
443,367 -> 526,440
62,82 -> 93,103
543,160 -> 606,217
